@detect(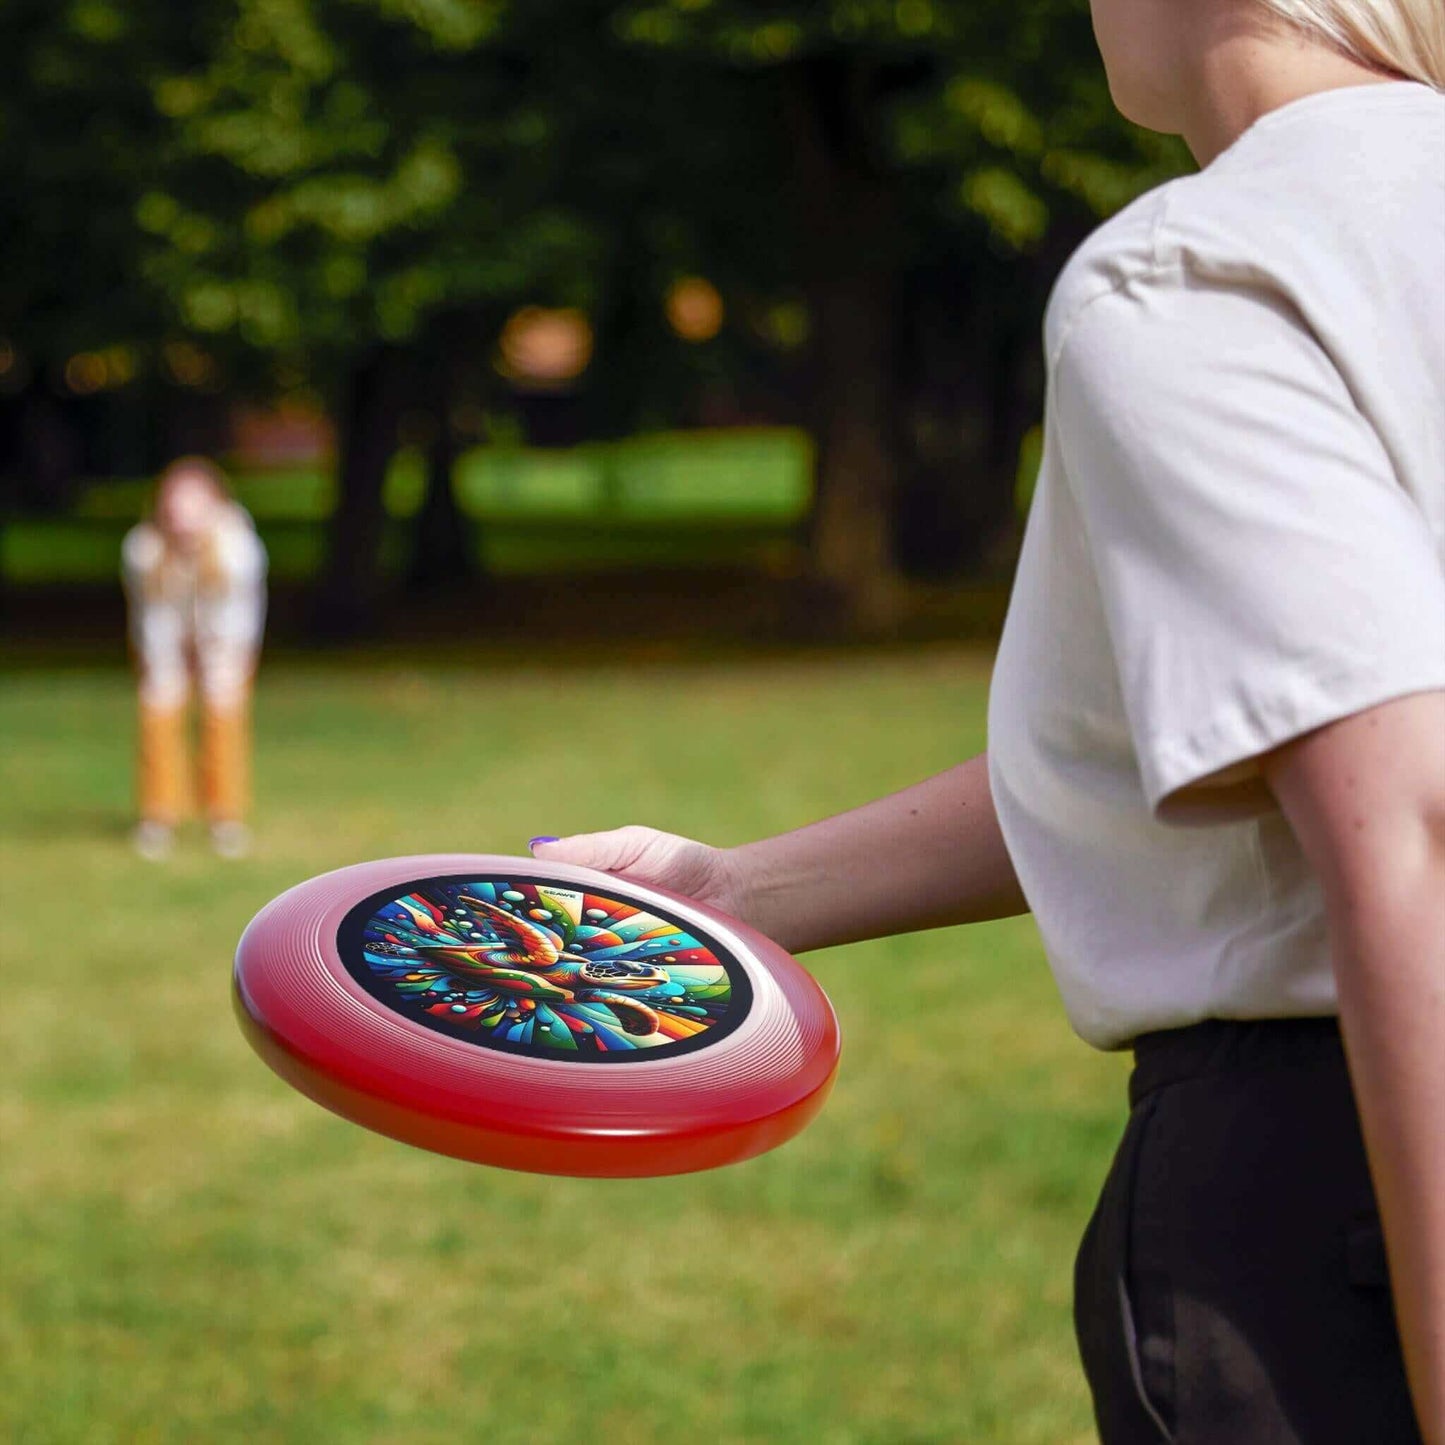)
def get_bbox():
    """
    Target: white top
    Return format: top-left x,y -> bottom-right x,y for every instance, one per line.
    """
123,502 -> 268,707
988,82 -> 1445,1050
